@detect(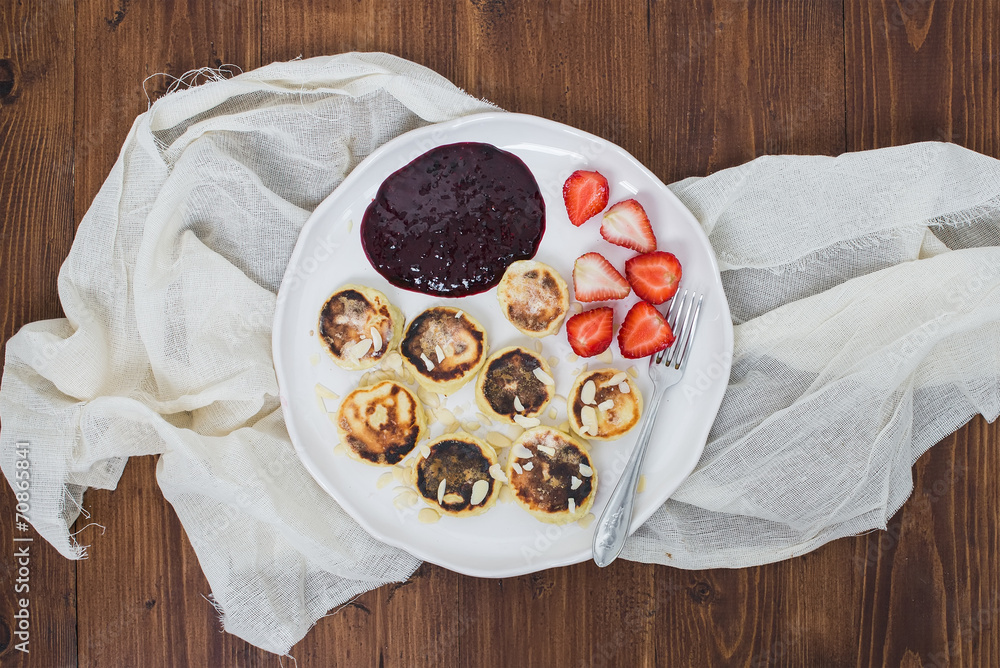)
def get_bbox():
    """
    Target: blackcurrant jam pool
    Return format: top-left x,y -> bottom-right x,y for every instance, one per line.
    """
361,142 -> 545,298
